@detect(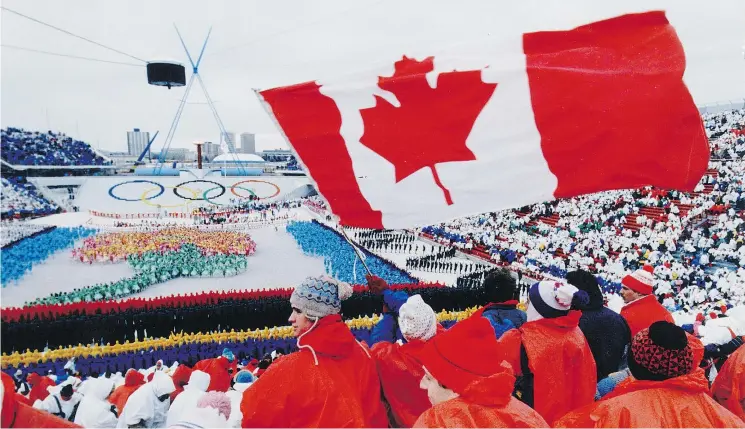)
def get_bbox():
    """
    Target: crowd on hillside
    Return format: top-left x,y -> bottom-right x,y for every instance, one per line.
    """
3,273 -> 744,428
1,177 -> 59,219
1,128 -> 108,167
